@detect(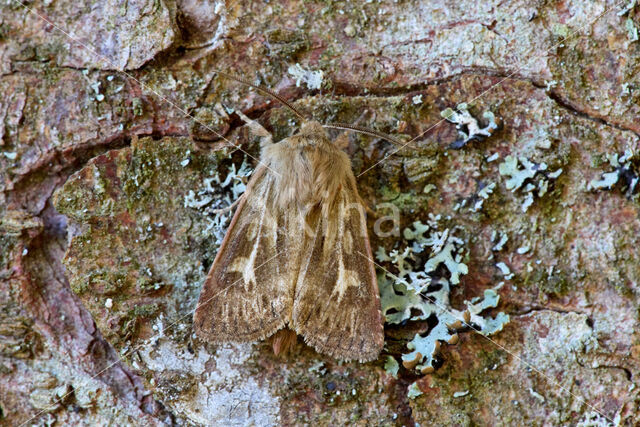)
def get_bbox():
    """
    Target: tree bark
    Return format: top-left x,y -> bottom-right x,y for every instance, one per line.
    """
1,0 -> 638,425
